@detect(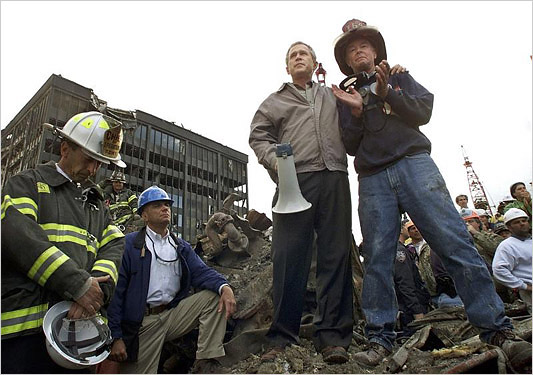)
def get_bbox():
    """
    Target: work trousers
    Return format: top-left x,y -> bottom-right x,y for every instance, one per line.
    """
119,290 -> 226,374
358,153 -> 512,351
268,170 -> 354,352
